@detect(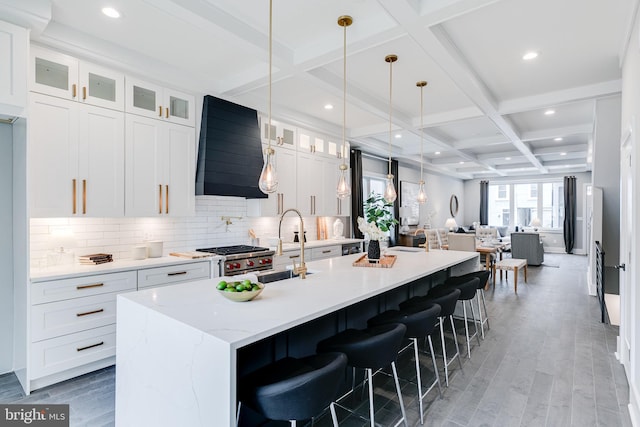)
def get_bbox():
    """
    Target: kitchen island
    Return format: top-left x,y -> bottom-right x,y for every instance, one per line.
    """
115,248 -> 478,427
